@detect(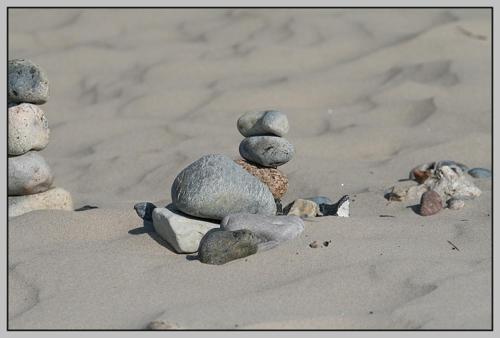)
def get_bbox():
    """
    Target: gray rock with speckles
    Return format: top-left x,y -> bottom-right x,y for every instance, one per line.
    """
8,103 -> 50,155
198,228 -> 259,265
239,136 -> 294,167
8,59 -> 49,104
171,154 -> 276,220
221,213 -> 304,251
